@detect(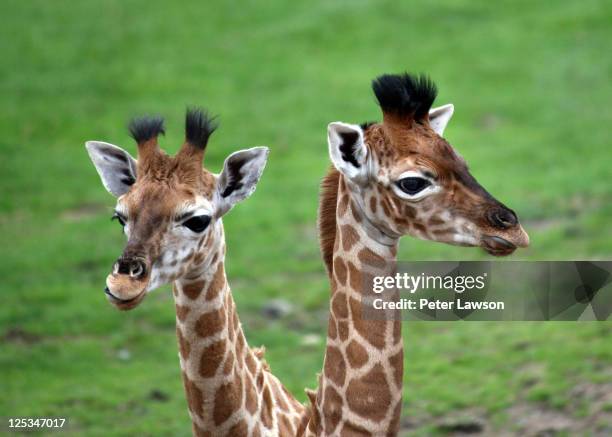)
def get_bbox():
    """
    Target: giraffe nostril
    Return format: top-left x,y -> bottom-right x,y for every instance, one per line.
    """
130,262 -> 144,278
487,207 -> 517,230
116,259 -> 131,275
115,258 -> 147,279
